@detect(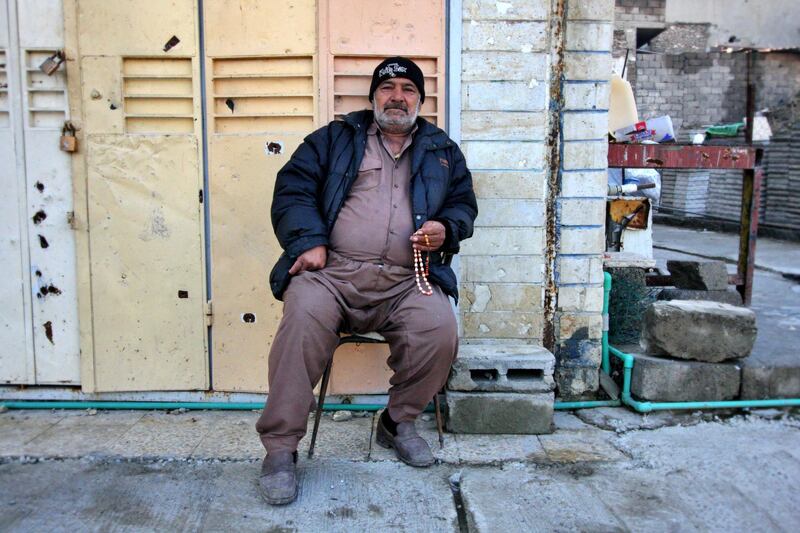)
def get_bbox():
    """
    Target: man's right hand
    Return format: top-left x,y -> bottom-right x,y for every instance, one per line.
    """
288,245 -> 327,275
